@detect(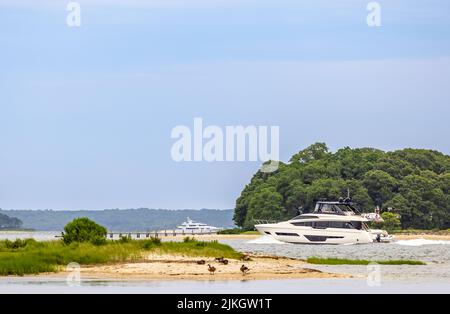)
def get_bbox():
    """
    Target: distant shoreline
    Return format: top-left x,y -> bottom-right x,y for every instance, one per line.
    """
0,229 -> 35,232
